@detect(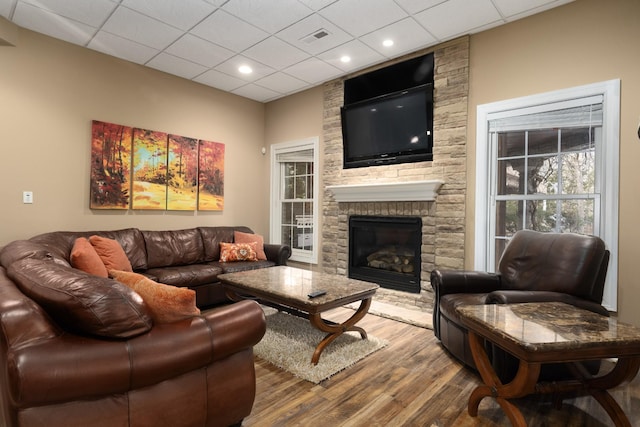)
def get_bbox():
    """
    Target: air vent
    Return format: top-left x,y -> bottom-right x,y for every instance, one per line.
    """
301,29 -> 330,44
